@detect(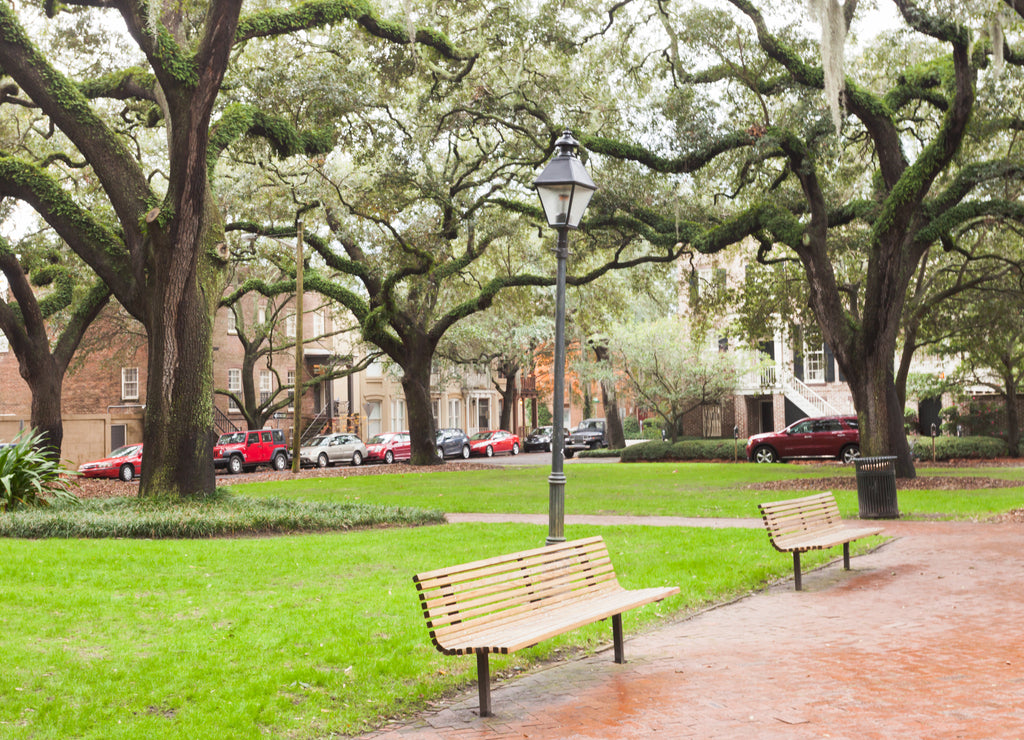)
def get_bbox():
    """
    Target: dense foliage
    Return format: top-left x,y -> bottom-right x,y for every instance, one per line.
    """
0,430 -> 79,511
